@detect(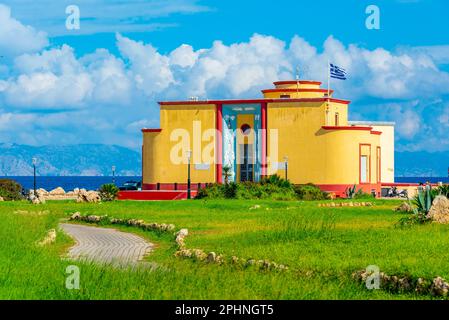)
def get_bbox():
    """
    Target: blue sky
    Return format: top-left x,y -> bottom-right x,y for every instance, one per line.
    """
0,0 -> 448,151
